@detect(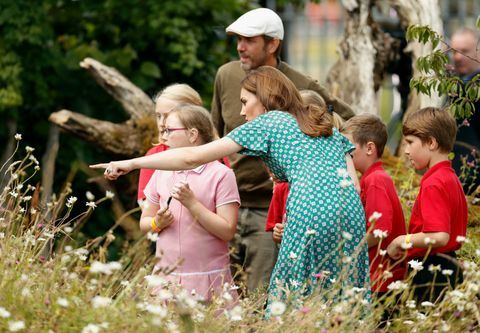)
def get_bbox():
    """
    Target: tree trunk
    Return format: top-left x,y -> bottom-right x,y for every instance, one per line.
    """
326,0 -> 443,116
0,117 -> 17,191
389,0 -> 444,117
41,125 -> 60,206
326,0 -> 396,115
